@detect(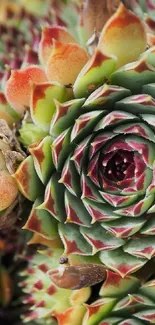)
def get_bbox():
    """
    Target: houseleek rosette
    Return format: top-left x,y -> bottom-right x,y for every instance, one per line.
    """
9,3 -> 155,277
5,3 -> 155,325
13,77 -> 155,277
